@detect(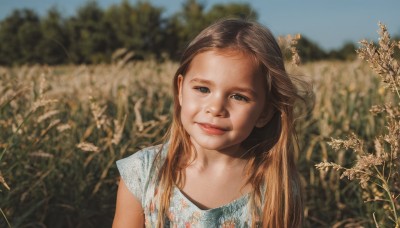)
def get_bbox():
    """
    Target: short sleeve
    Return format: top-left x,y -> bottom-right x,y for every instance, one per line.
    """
116,145 -> 161,206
